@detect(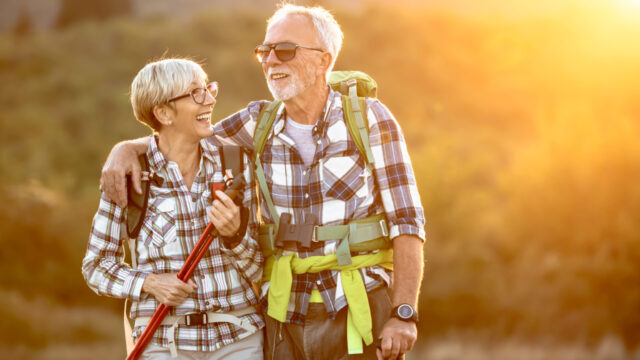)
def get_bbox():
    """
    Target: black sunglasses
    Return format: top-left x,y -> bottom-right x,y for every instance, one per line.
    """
254,42 -> 324,63
167,82 -> 218,105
